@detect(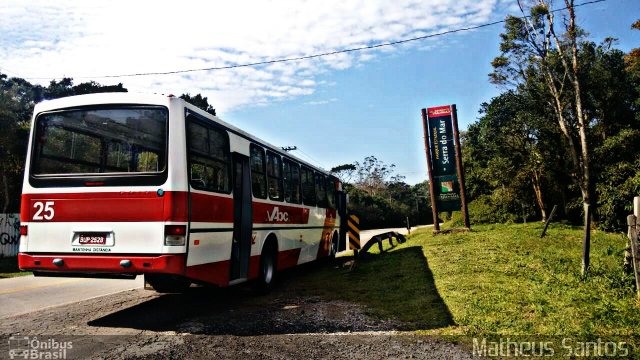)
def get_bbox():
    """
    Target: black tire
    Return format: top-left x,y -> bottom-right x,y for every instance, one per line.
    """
145,274 -> 191,293
254,240 -> 277,294
329,231 -> 339,259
